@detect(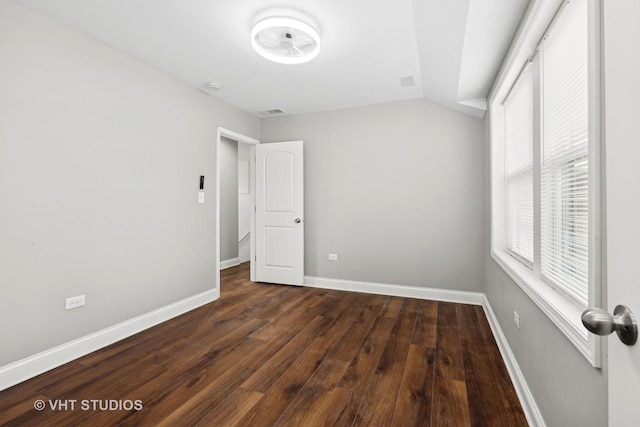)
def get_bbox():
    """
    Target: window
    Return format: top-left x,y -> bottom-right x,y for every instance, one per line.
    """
539,0 -> 590,307
489,0 -> 601,366
504,65 -> 534,266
